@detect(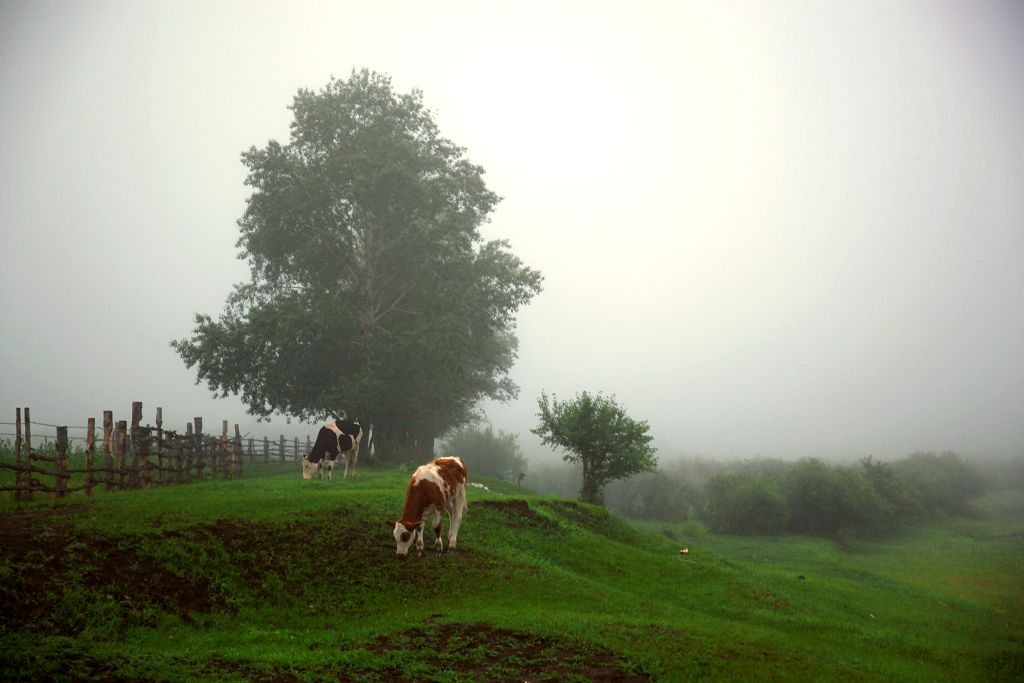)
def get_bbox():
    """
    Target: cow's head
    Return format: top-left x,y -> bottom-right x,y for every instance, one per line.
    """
387,520 -> 422,557
300,457 -> 319,480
